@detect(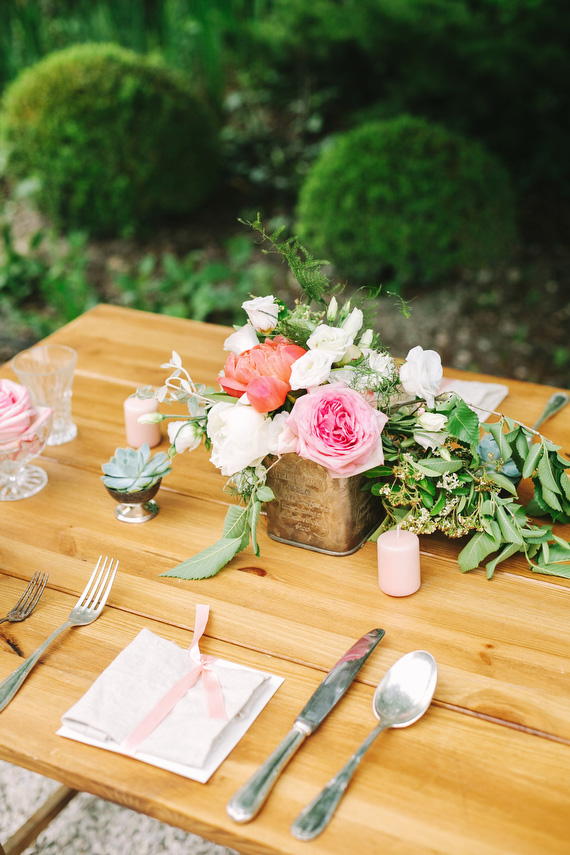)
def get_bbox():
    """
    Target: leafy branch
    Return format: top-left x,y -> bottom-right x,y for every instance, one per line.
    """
240,213 -> 338,307
366,396 -> 570,579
